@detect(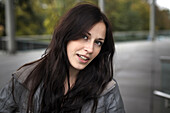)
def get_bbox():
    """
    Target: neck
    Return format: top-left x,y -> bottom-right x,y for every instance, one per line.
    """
69,66 -> 79,86
64,66 -> 79,94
